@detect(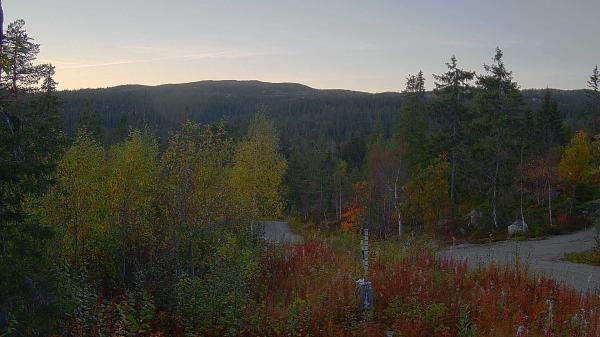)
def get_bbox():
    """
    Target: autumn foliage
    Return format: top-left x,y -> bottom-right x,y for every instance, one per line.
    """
256,239 -> 600,337
558,131 -> 595,196
341,181 -> 367,231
